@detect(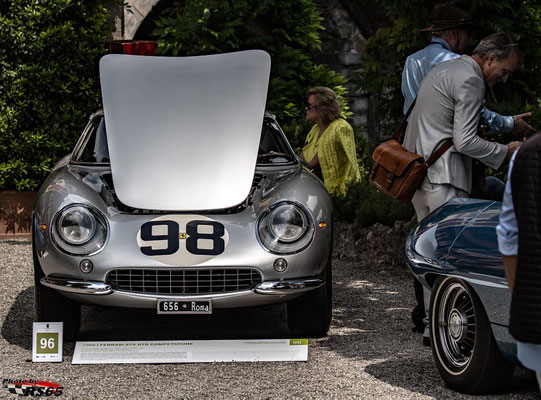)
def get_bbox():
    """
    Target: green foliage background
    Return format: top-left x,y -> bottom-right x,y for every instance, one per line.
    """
0,0 -> 110,191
